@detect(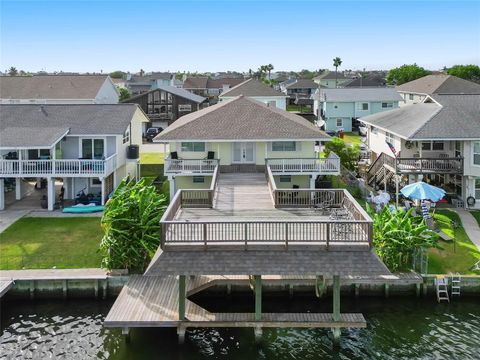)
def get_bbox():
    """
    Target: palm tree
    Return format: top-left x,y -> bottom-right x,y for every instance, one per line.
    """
333,57 -> 342,88
8,66 -> 18,76
266,64 -> 274,80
